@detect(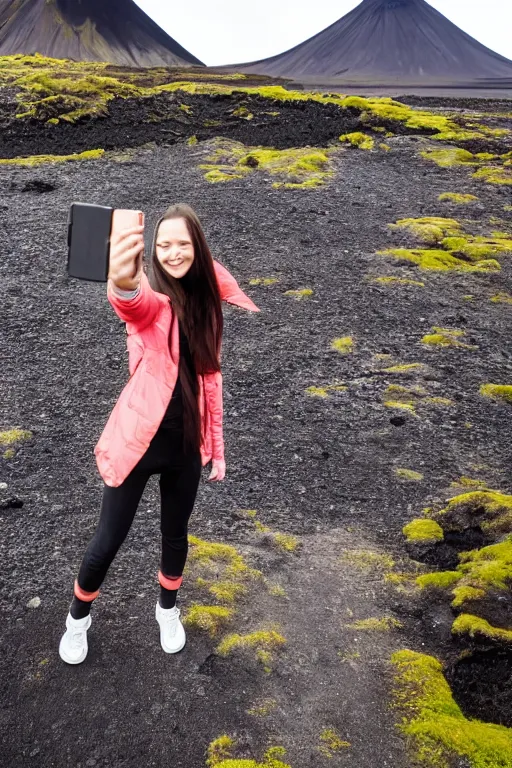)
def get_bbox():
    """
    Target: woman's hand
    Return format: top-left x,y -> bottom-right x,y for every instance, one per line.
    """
108,225 -> 145,291
208,458 -> 226,482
